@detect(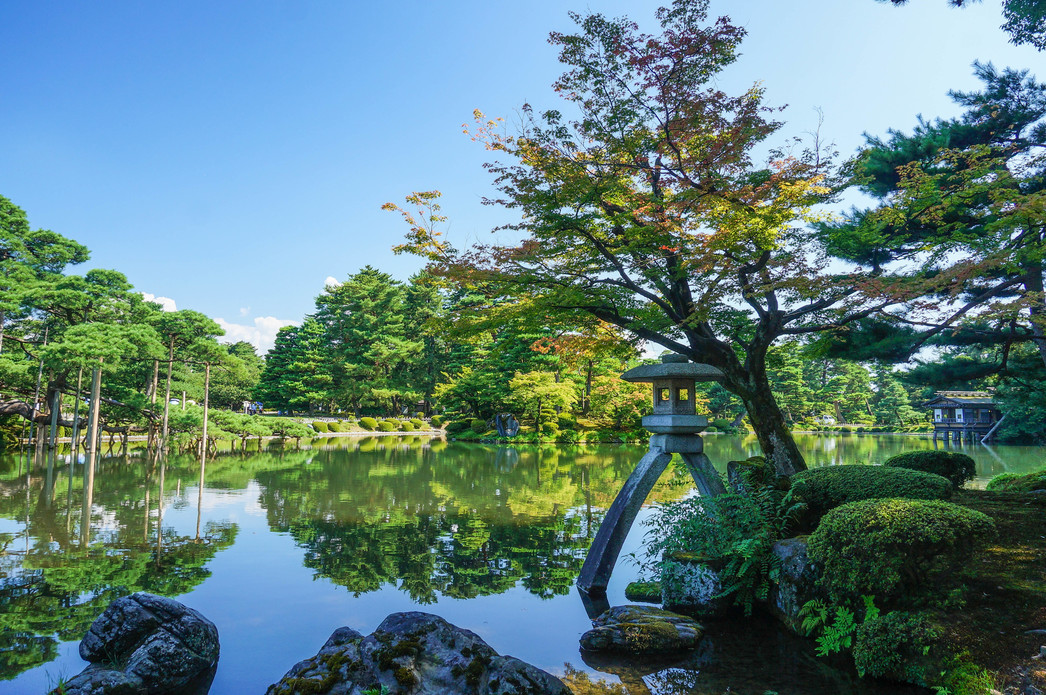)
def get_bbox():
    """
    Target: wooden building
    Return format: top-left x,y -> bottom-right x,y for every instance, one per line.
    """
922,391 -> 1003,444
